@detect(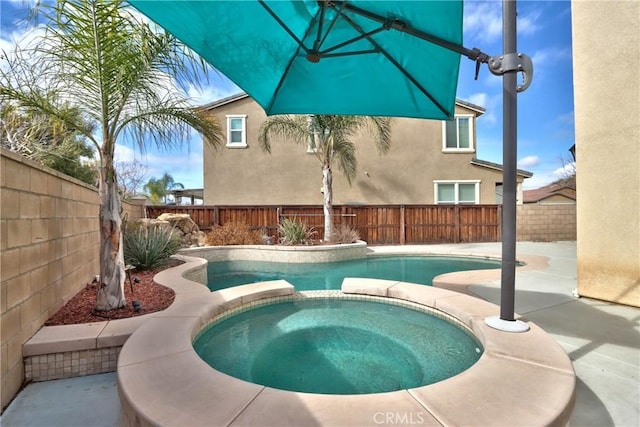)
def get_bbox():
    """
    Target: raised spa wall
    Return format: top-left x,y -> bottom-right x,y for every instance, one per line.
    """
180,240 -> 369,264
